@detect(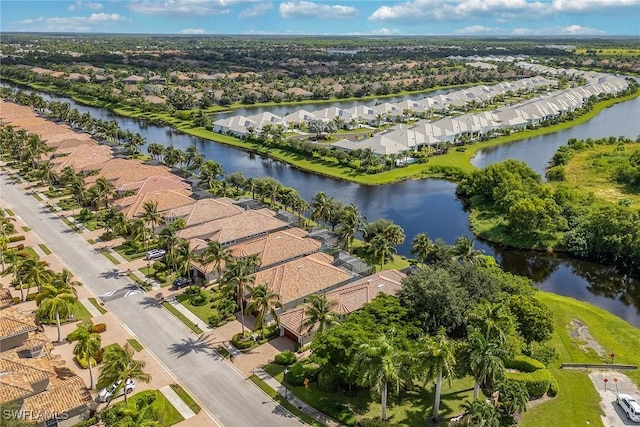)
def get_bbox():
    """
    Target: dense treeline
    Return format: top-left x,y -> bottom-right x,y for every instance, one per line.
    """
457,137 -> 640,277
